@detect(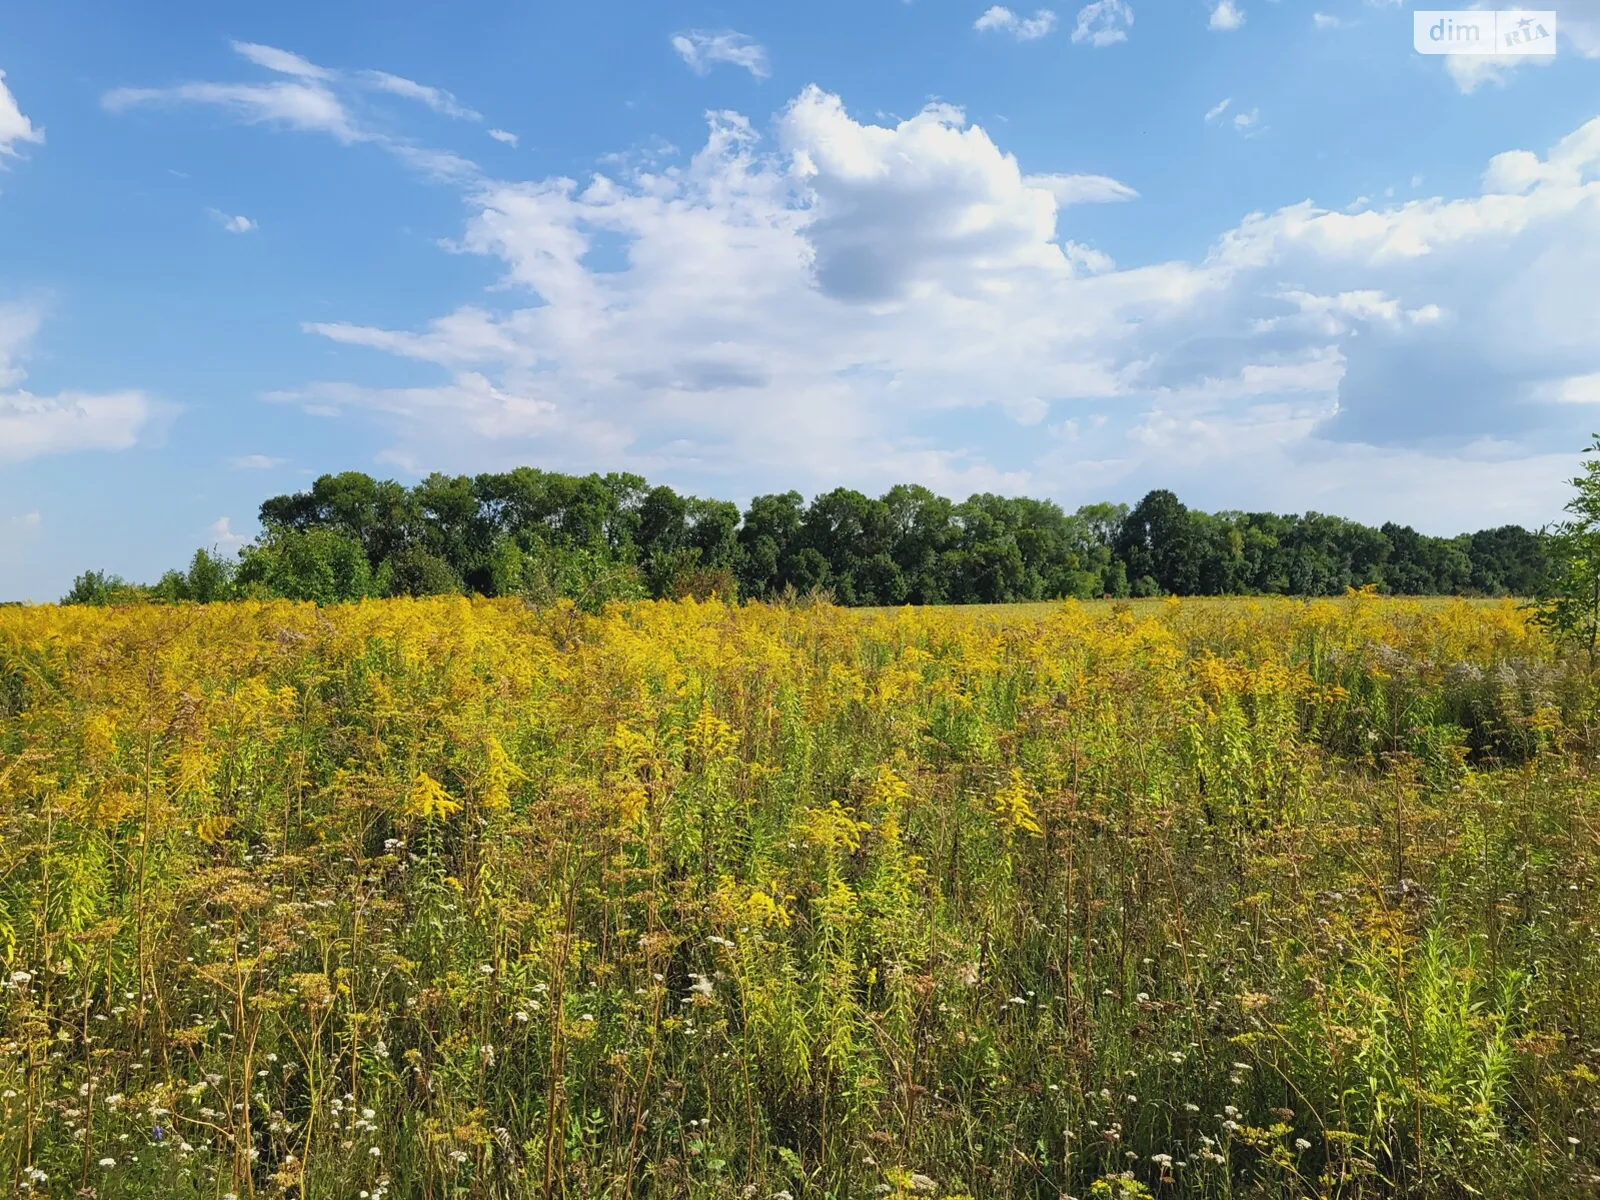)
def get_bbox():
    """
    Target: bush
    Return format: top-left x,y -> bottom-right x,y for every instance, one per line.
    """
61,569 -> 147,606
237,528 -> 377,604
509,541 -> 647,613
380,546 -> 461,598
